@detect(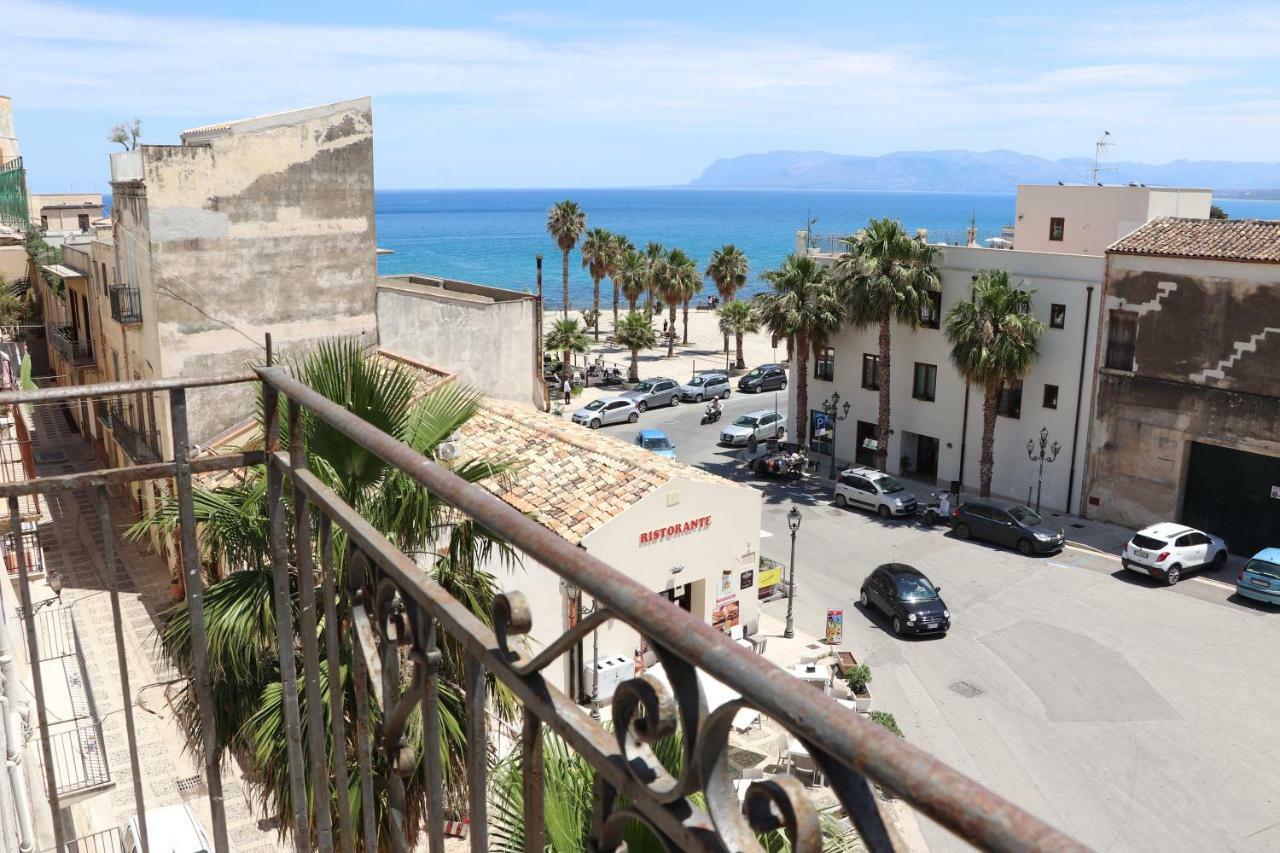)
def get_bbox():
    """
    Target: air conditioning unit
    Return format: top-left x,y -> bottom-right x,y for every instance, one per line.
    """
583,655 -> 632,704
436,431 -> 462,461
